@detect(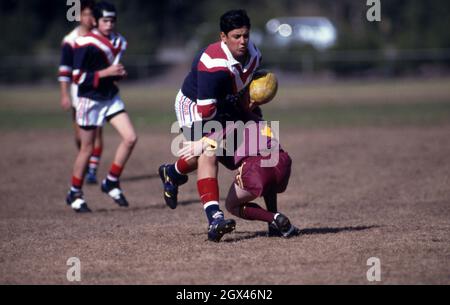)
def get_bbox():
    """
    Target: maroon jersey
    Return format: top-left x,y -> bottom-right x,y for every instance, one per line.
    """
212,121 -> 292,197
236,151 -> 292,197
214,121 -> 280,167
